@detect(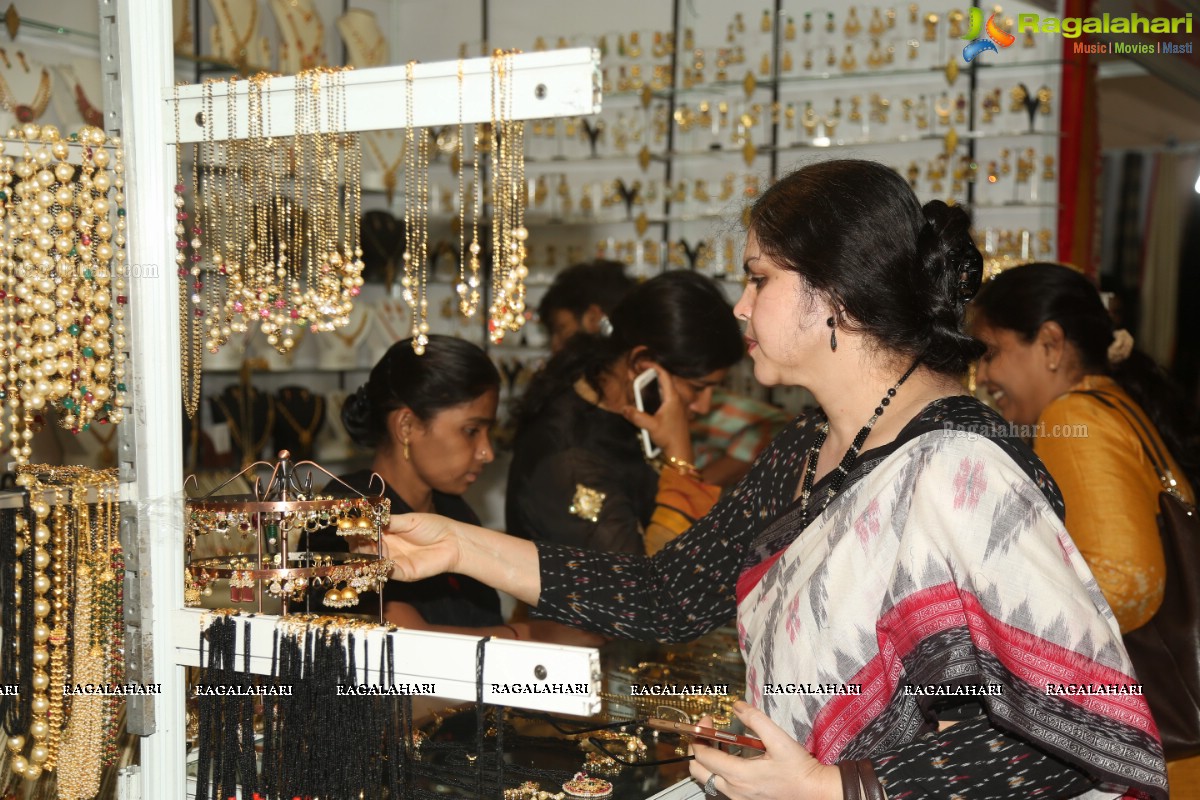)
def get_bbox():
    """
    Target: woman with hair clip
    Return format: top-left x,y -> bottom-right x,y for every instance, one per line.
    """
380,161 -> 1167,799
507,270 -> 745,556
972,261 -> 1198,794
